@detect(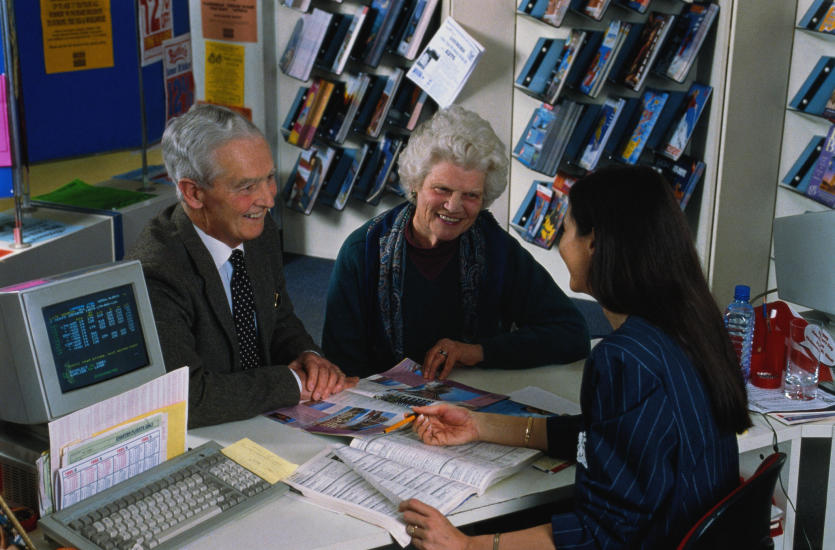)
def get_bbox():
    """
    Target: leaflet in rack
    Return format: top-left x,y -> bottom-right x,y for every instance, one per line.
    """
267,358 -> 506,436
